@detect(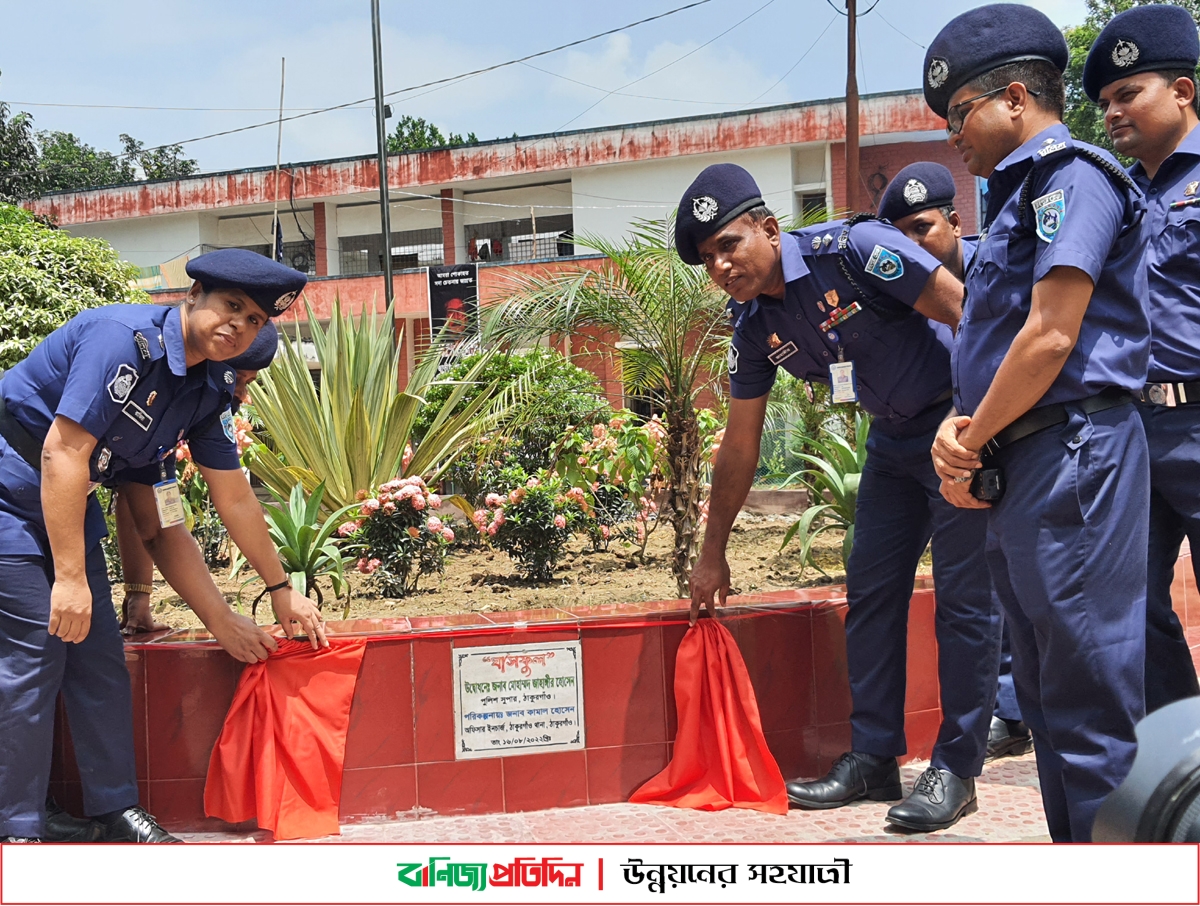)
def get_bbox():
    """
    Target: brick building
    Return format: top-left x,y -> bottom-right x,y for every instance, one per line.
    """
26,89 -> 966,405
